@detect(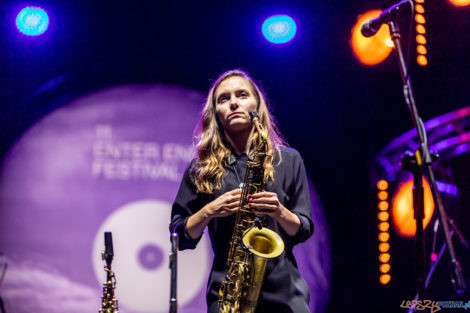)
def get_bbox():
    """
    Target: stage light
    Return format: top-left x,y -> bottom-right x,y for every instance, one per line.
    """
415,14 -> 426,24
380,274 -> 391,285
377,180 -> 389,190
378,201 -> 389,211
417,45 -> 427,55
350,10 -> 394,66
416,35 -> 427,44
416,24 -> 426,34
262,15 -> 296,44
379,253 -> 391,263
378,212 -> 389,221
378,191 -> 388,201
415,4 -> 425,13
414,3 -> 428,66
378,232 -> 390,242
380,264 -> 391,273
379,243 -> 390,253
376,178 -> 392,284
391,178 -> 435,237
16,6 -> 49,36
378,222 -> 389,232
447,0 -> 470,7
417,55 -> 428,66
